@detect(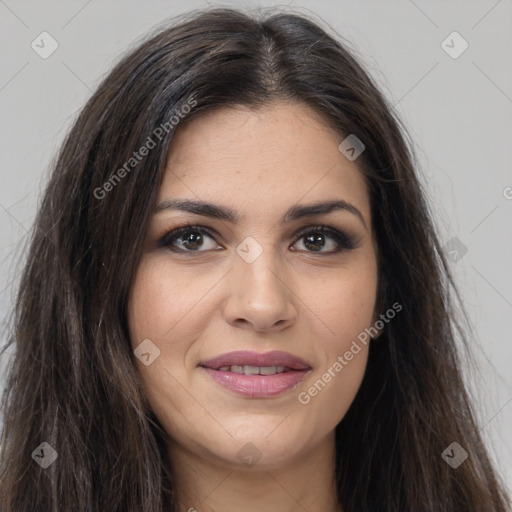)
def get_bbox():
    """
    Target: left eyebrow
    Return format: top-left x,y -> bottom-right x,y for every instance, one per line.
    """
154,198 -> 367,230
283,200 -> 367,229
